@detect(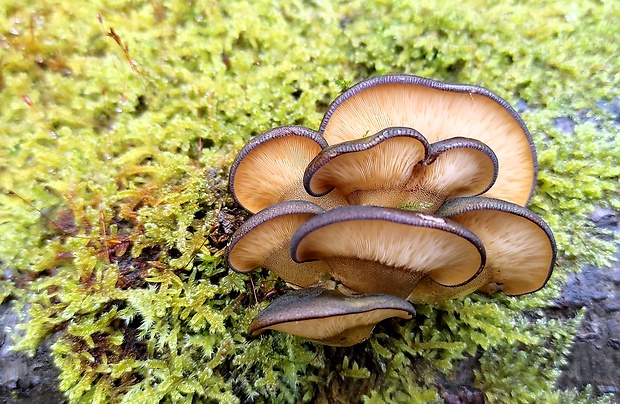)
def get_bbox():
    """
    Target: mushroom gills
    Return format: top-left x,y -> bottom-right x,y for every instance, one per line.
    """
248,287 -> 416,346
229,126 -> 347,213
402,137 -> 498,212
226,201 -> 331,288
319,75 -> 537,206
435,196 -> 556,296
305,129 -> 498,213
304,127 -> 428,205
291,206 -> 486,298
